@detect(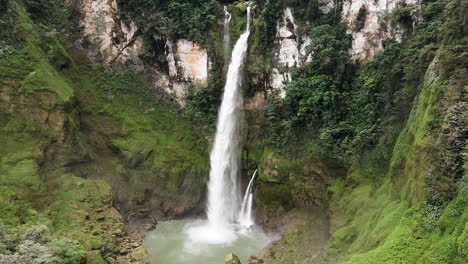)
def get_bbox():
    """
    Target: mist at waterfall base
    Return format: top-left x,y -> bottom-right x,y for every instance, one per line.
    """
143,219 -> 271,264
143,4 -> 272,263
